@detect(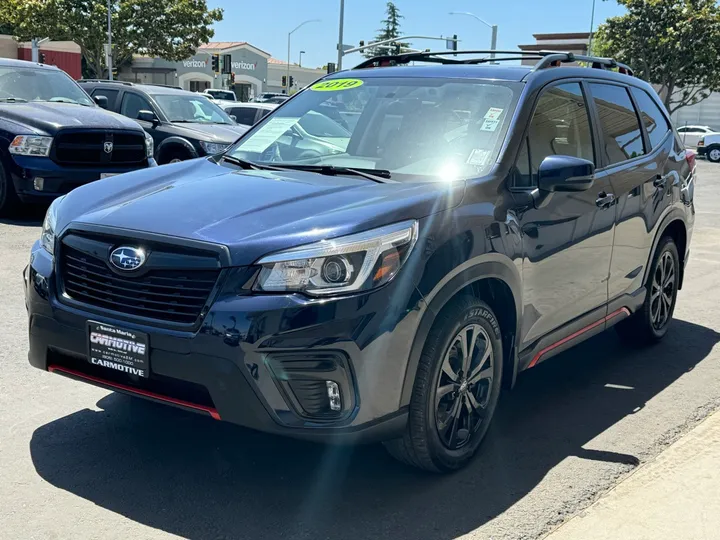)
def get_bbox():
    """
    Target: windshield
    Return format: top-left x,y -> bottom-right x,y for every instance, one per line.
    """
209,90 -> 235,101
0,66 -> 93,105
154,94 -> 235,124
229,77 -> 519,181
